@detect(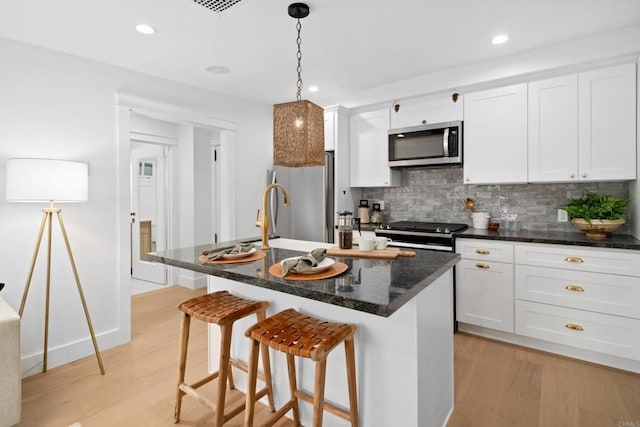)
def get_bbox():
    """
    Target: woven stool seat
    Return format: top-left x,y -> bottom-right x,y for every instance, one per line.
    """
174,290 -> 274,426
244,308 -> 358,427
178,290 -> 267,326
246,308 -> 356,361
